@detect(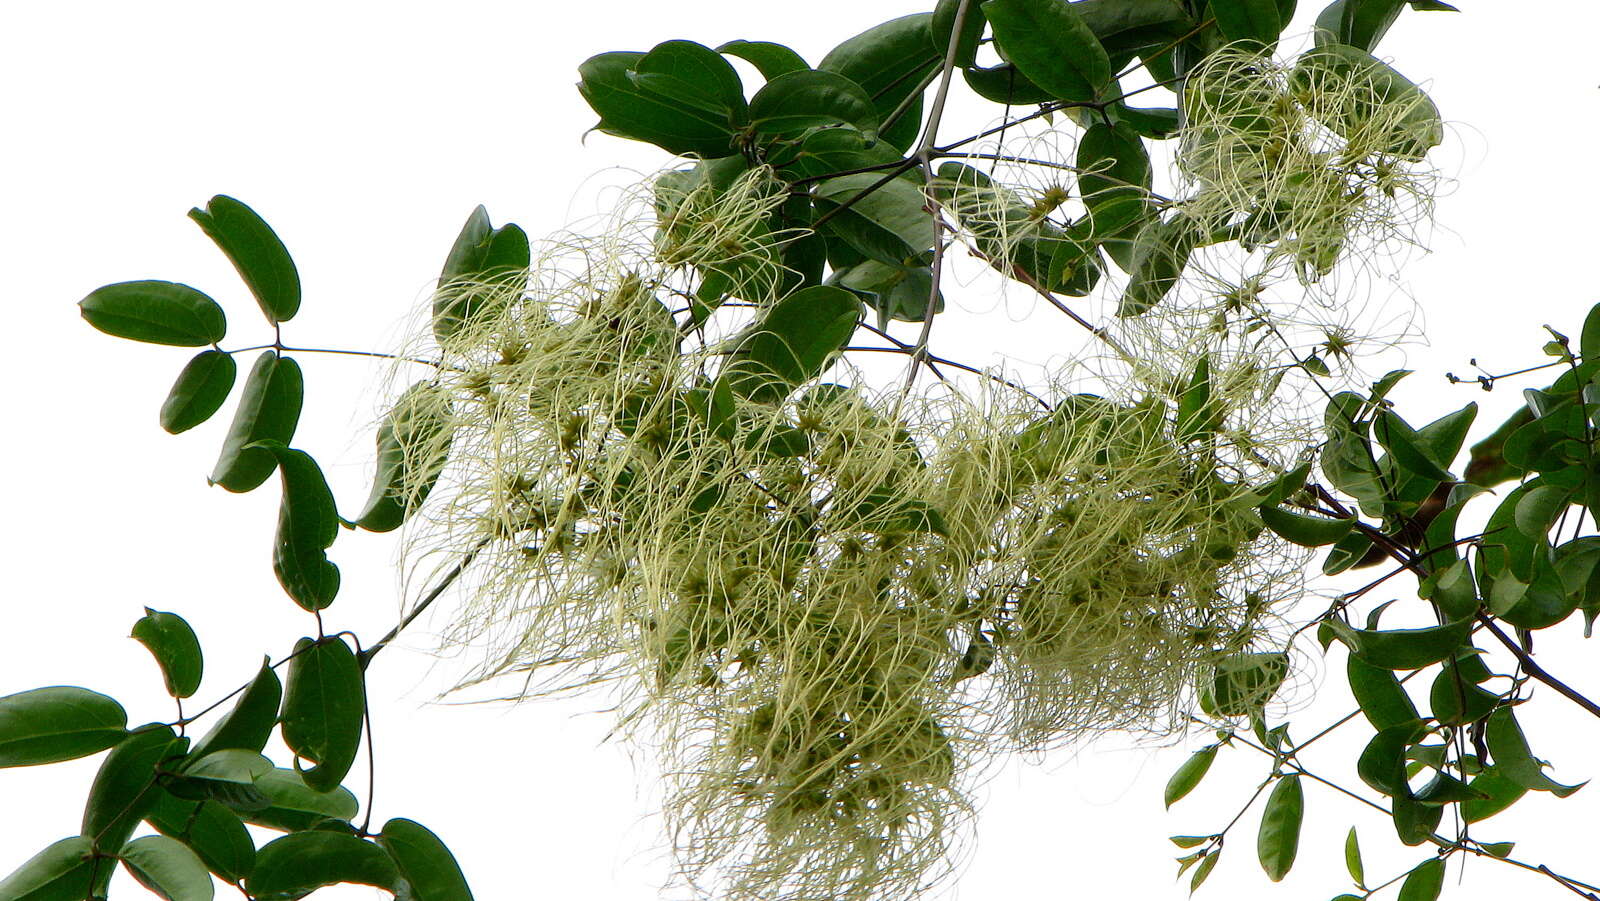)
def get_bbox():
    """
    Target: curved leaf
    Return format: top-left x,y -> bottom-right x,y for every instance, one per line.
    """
1485,707 -> 1585,797
0,686 -> 127,768
749,69 -> 879,137
962,63 -> 1054,105
1291,43 -> 1442,160
209,352 -> 304,493
433,206 -> 530,341
1257,774 -> 1303,881
243,767 -> 359,833
188,195 -> 301,324
981,0 -> 1111,103
1075,121 -> 1151,237
261,445 -> 341,611
1347,655 -> 1420,731
1164,744 -> 1217,807
933,0 -> 987,67
280,637 -> 364,794
1118,215 -> 1196,315
1344,827 -> 1364,886
378,818 -> 475,901
144,794 -> 256,883
1259,504 -> 1355,547
815,173 -> 935,264
628,40 -> 748,122
160,350 -> 237,435
1325,618 -> 1471,670
131,608 -> 203,699
719,285 -> 861,403
577,50 -> 738,159
80,281 -> 225,347
0,837 -> 97,901
716,40 -> 808,81
82,725 -> 187,853
1212,0 -> 1285,46
1207,652 -> 1288,715
819,13 -> 939,151
119,835 -> 214,901
245,832 -> 399,901
356,383 -> 454,532
1396,857 -> 1445,901
190,660 -> 281,759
